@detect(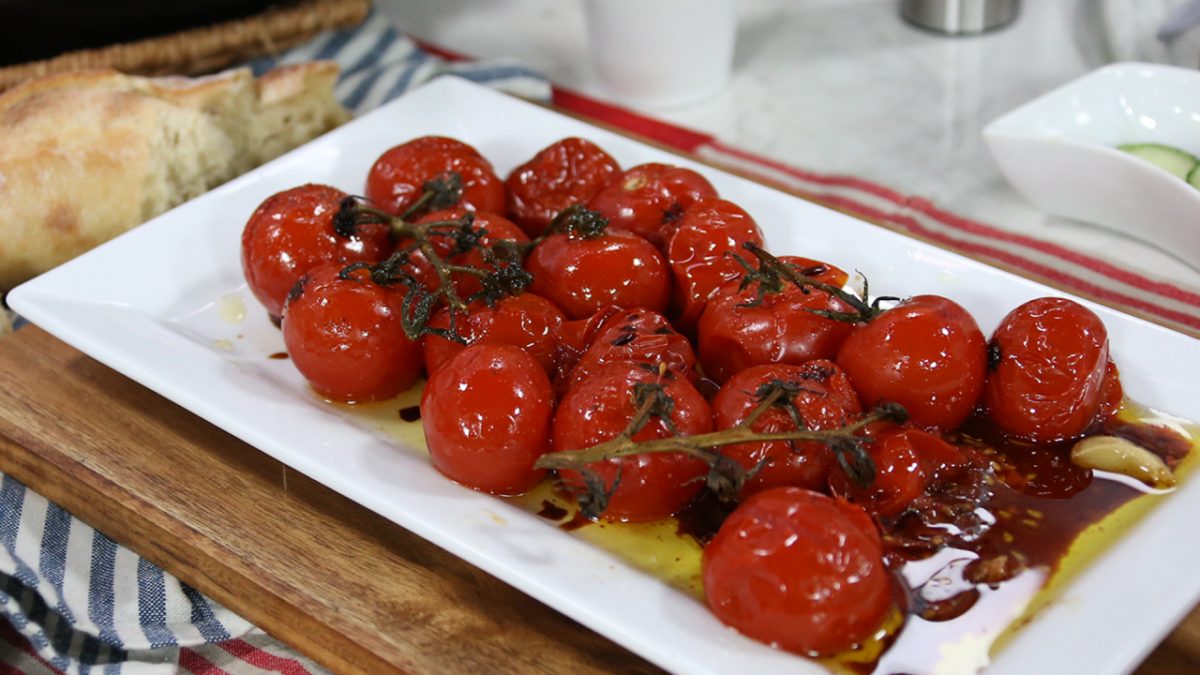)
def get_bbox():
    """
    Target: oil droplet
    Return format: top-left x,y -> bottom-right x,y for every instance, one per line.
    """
212,339 -> 234,352
218,294 -> 246,324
